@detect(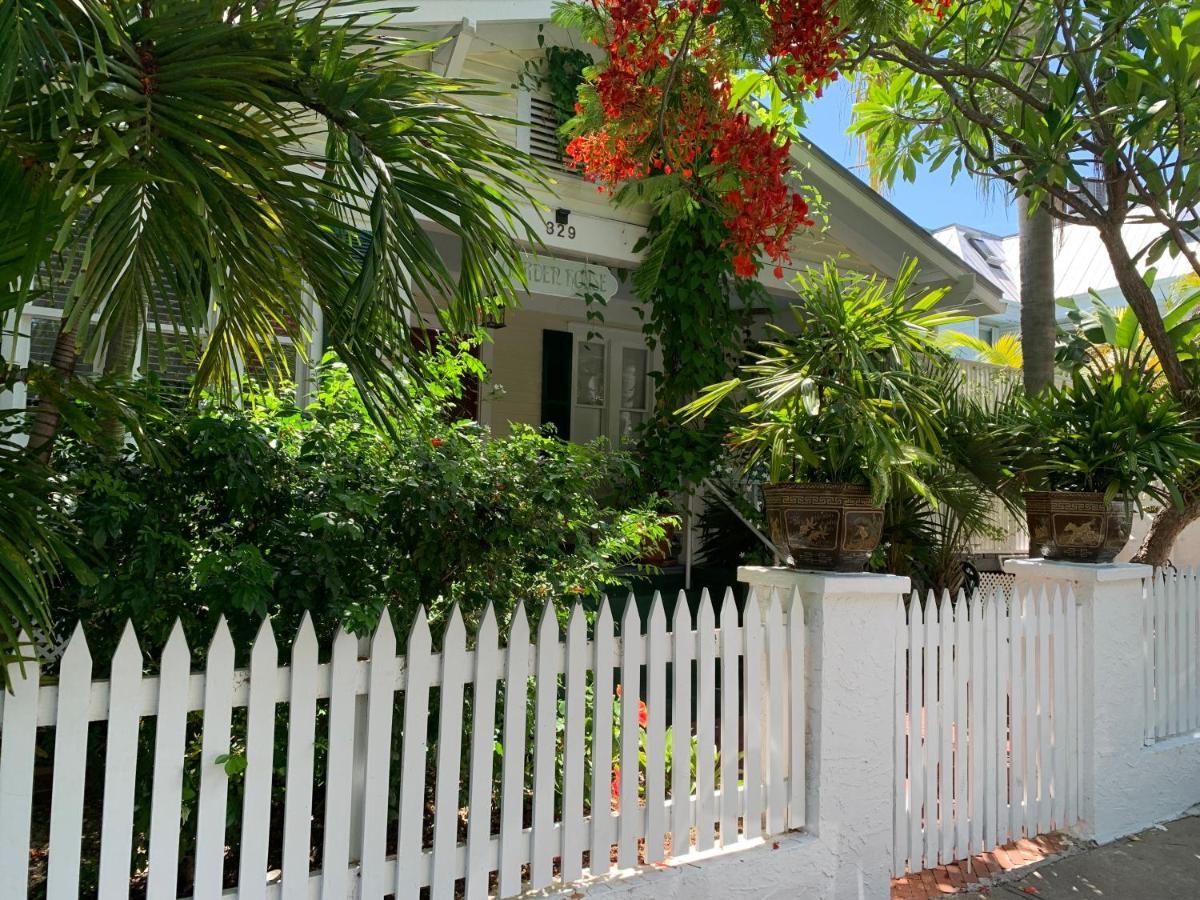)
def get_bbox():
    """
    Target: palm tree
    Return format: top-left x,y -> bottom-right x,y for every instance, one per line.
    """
1,0 -> 544,666
1017,196 -> 1057,393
